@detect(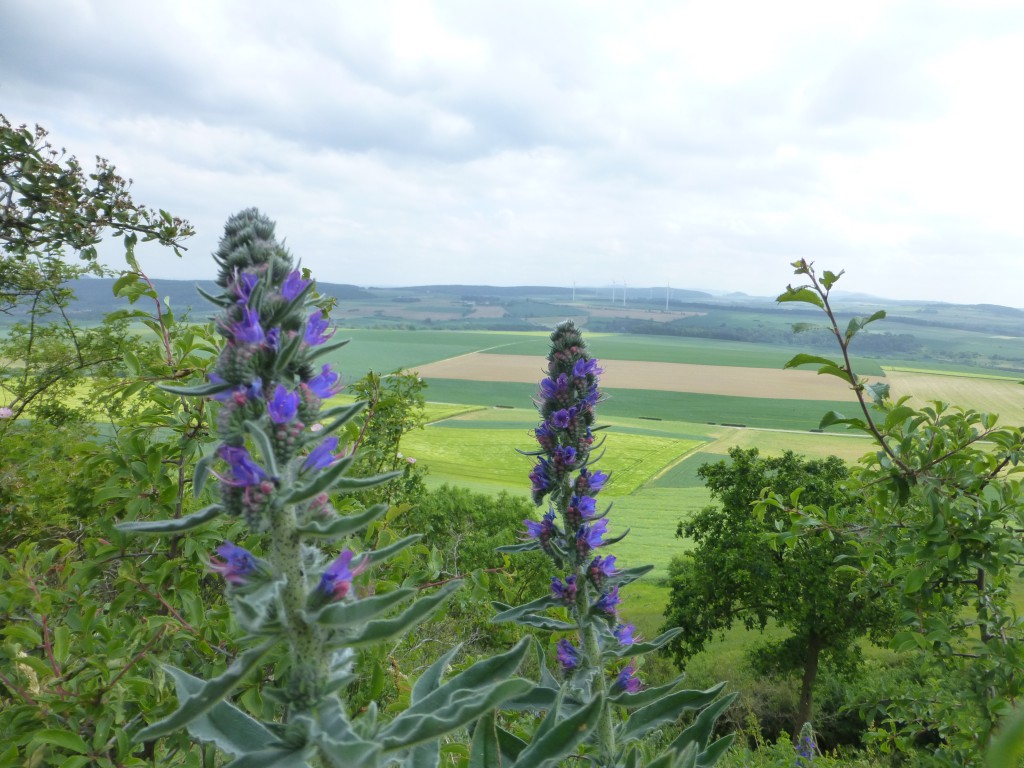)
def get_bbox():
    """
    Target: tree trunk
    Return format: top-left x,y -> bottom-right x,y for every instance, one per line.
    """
795,633 -> 823,737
